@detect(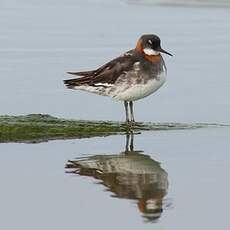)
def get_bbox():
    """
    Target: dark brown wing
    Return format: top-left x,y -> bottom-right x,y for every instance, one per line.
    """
67,70 -> 96,77
64,50 -> 137,88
